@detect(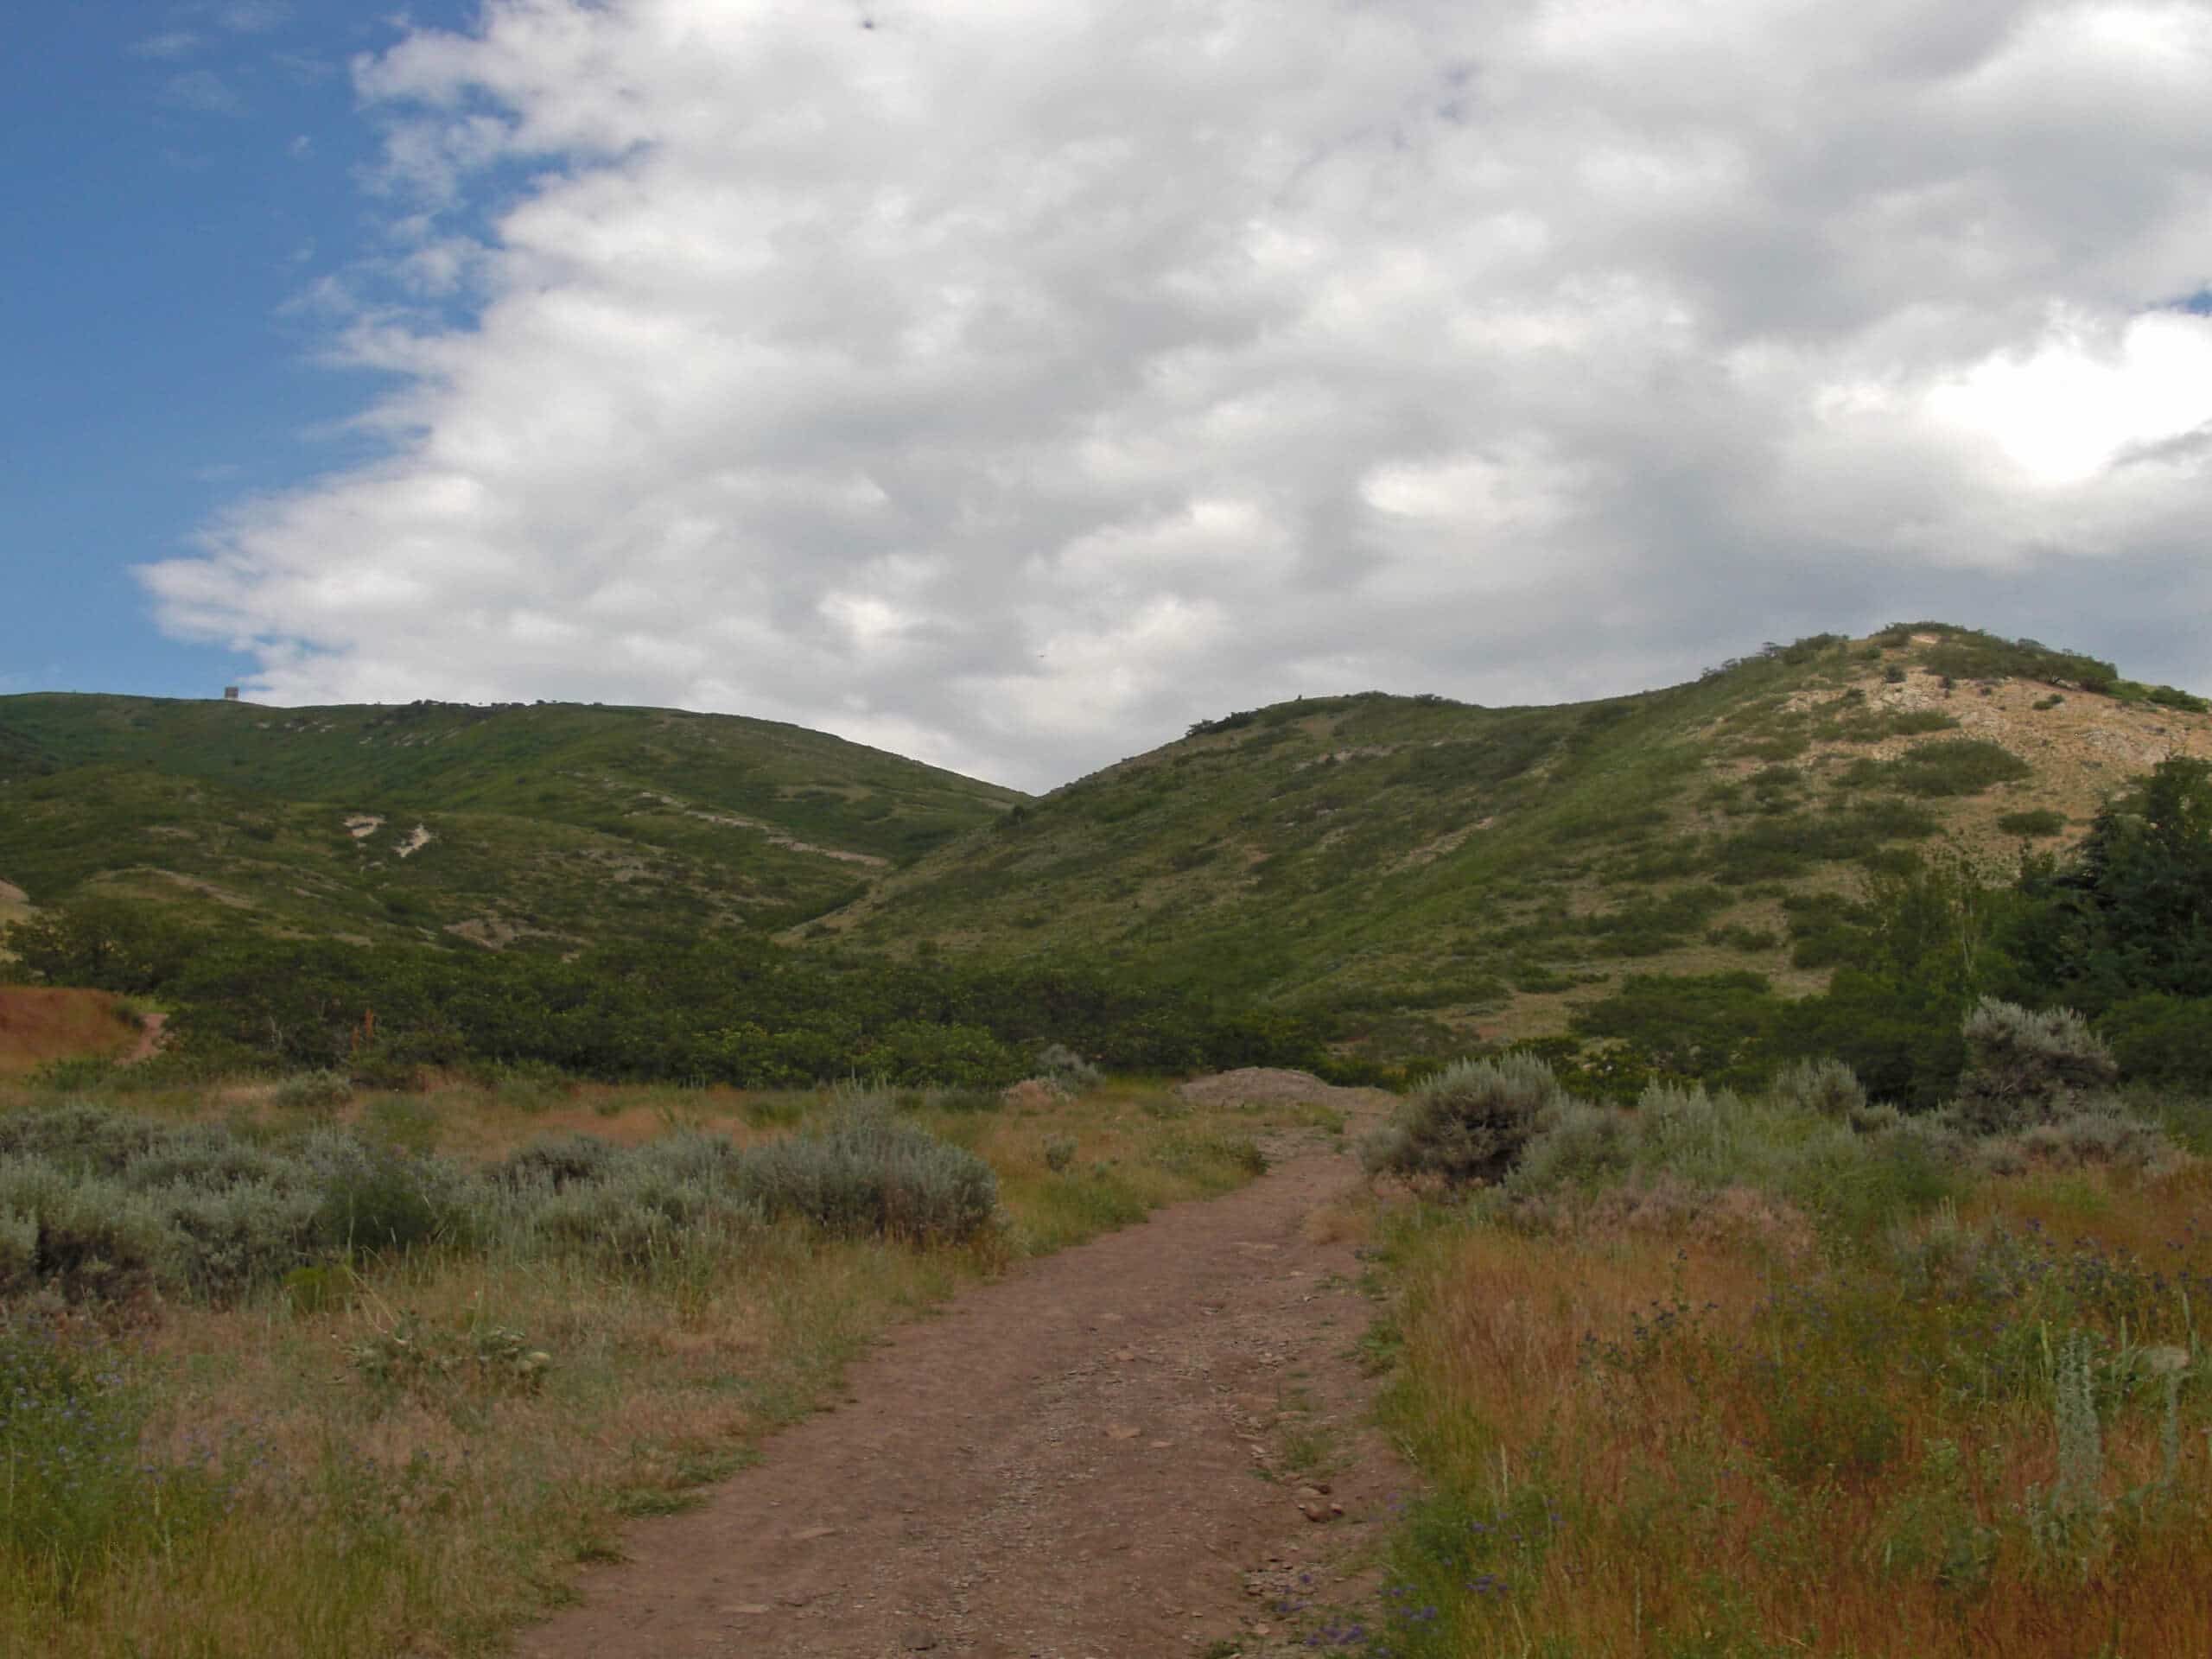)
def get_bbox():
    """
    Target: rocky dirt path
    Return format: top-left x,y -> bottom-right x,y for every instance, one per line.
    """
524,1100 -> 1404,1659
